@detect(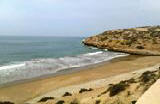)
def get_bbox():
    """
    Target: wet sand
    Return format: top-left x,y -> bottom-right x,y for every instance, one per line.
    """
0,55 -> 160,104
